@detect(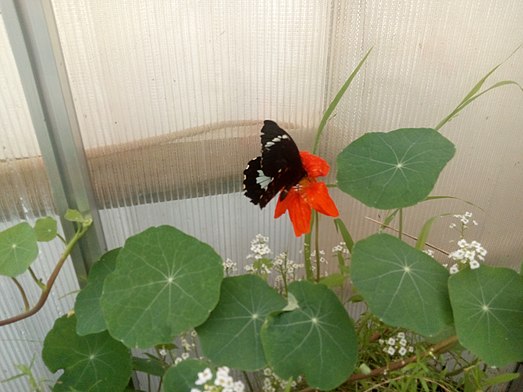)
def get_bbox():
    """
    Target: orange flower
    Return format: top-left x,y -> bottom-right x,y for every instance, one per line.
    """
274,151 -> 339,236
